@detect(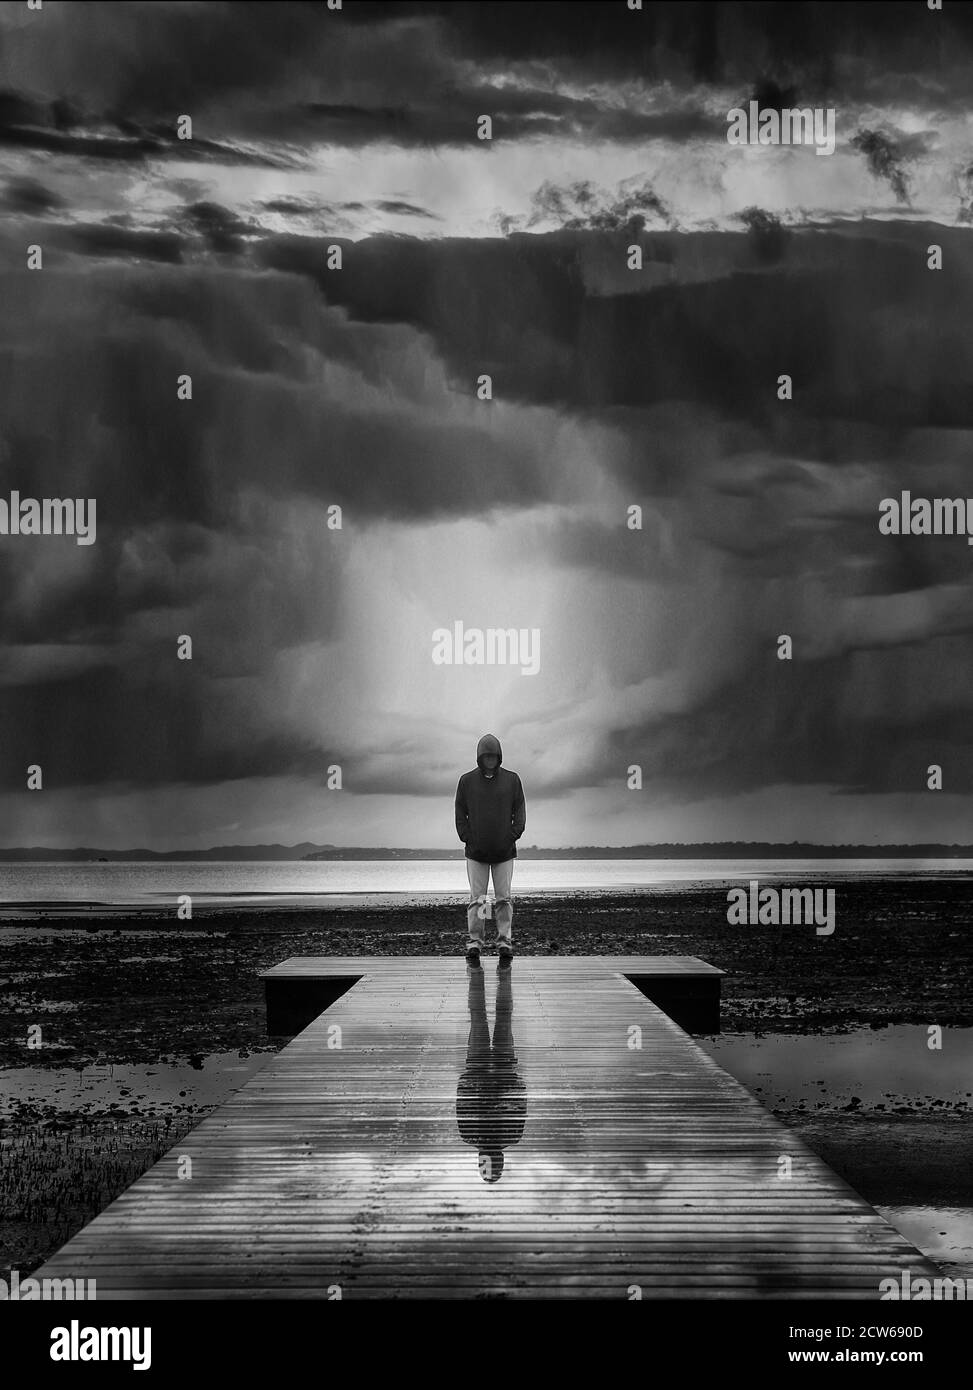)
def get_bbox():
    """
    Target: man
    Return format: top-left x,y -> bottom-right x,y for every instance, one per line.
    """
454,733 -> 526,961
